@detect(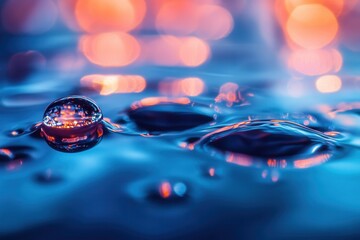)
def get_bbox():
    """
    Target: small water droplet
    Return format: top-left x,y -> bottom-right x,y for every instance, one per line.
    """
121,97 -> 215,134
194,120 -> 339,169
41,96 -> 103,152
